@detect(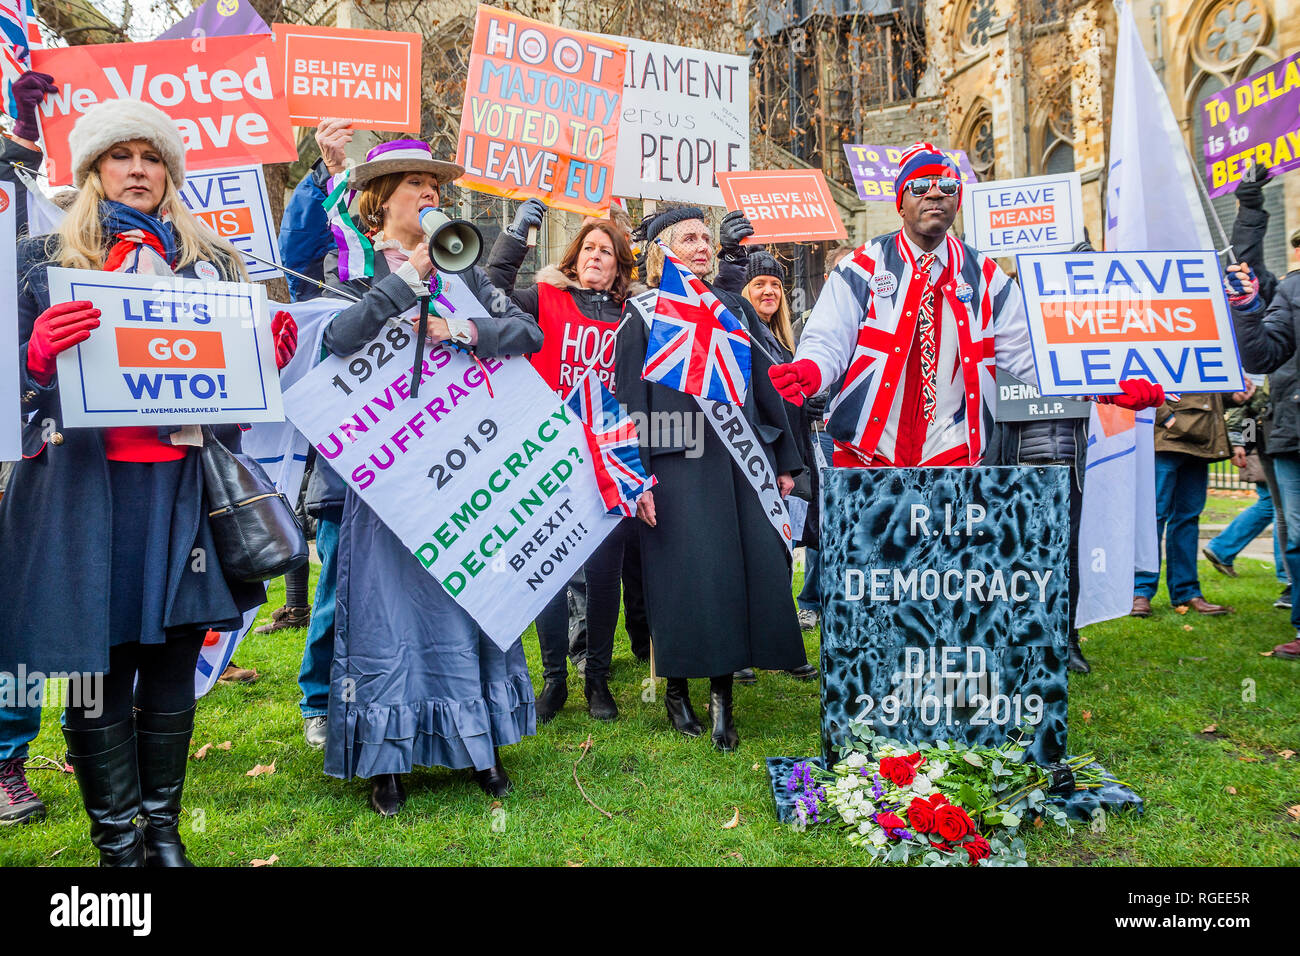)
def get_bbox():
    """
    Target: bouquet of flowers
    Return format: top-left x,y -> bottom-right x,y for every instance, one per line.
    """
786,725 -> 1120,867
